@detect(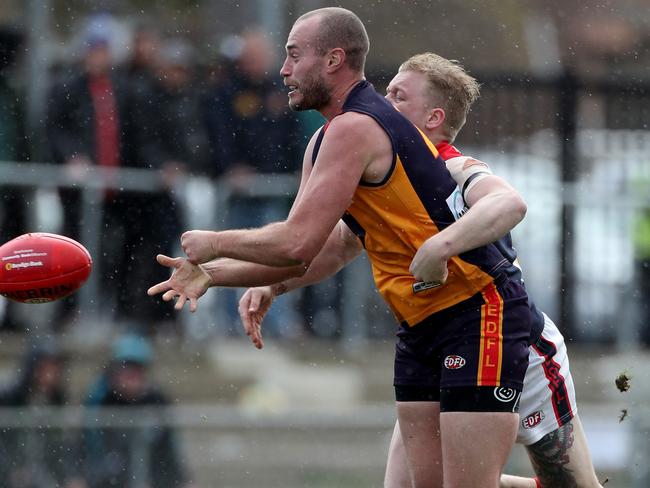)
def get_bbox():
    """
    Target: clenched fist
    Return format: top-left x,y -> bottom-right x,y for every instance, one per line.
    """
409,237 -> 449,286
181,230 -> 219,264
